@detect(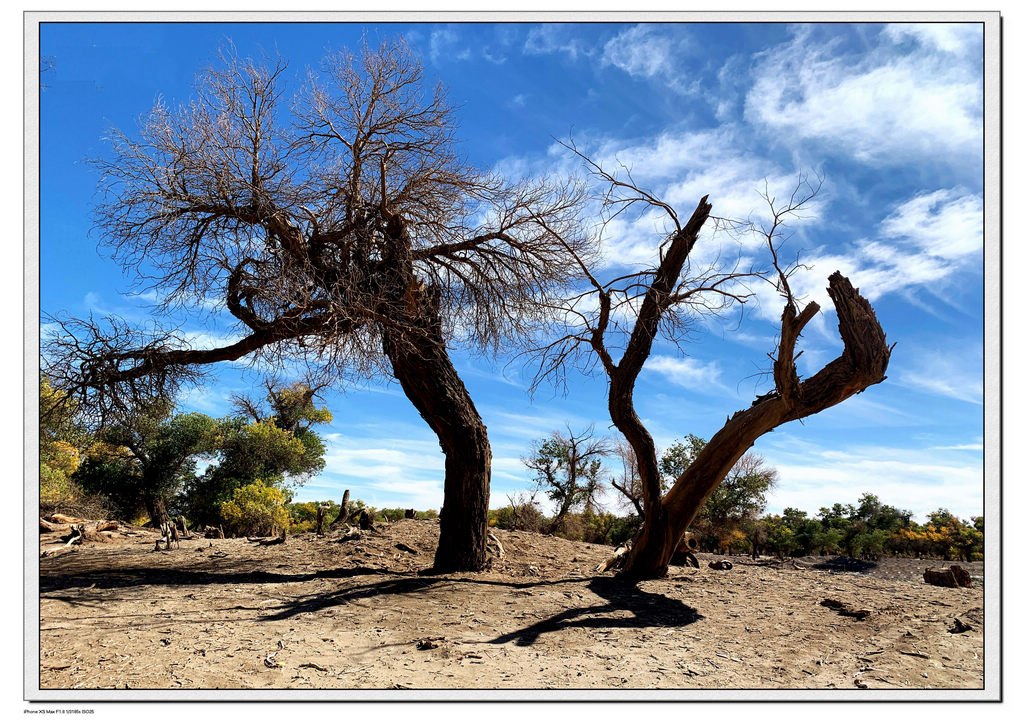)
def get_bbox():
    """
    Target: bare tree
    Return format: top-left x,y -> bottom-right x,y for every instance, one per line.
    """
42,40 -> 590,573
522,425 -> 609,534
609,435 -> 646,520
529,146 -> 892,579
